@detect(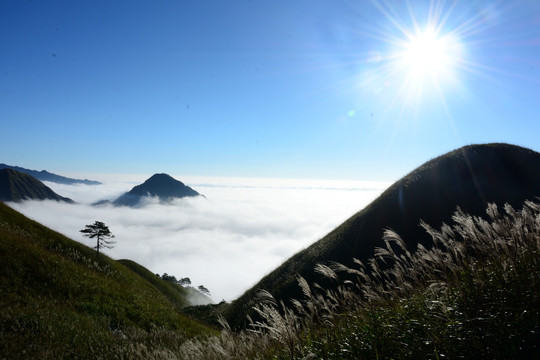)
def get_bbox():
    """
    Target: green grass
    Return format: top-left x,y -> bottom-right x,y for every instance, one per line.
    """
117,259 -> 192,309
0,201 -> 214,359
